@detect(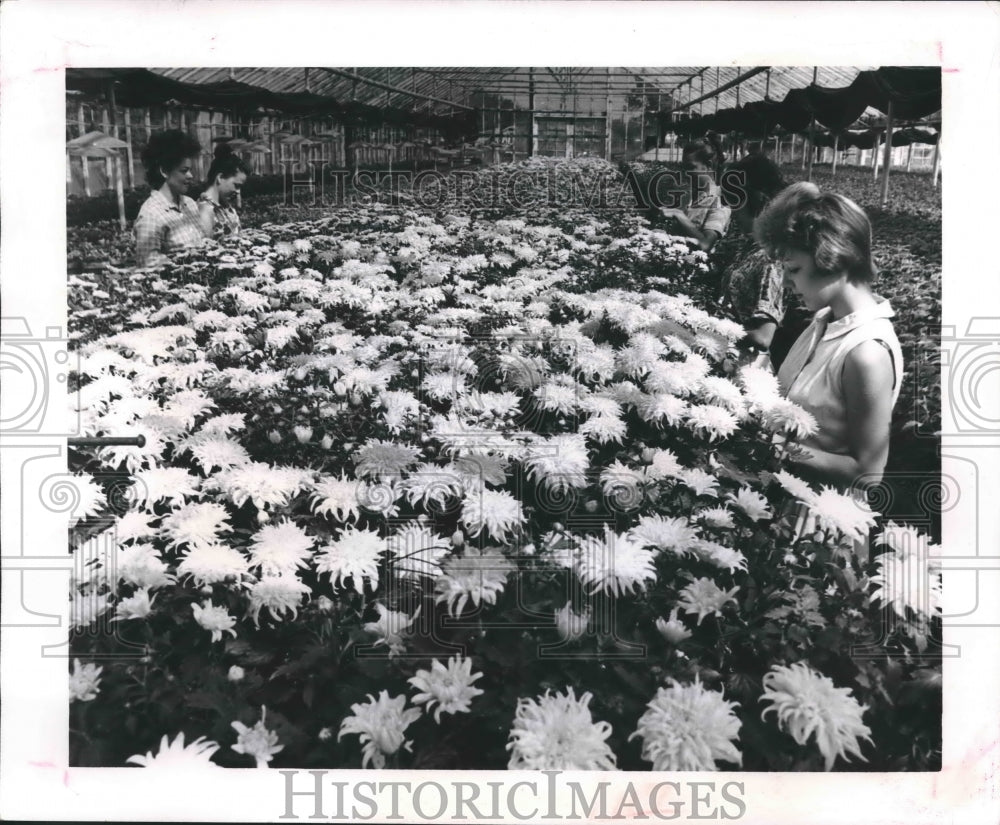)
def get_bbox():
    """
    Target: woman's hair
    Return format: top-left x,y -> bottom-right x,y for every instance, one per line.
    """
753,181 -> 877,283
721,152 -> 786,217
141,129 -> 202,189
682,131 -> 725,181
206,142 -> 252,185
